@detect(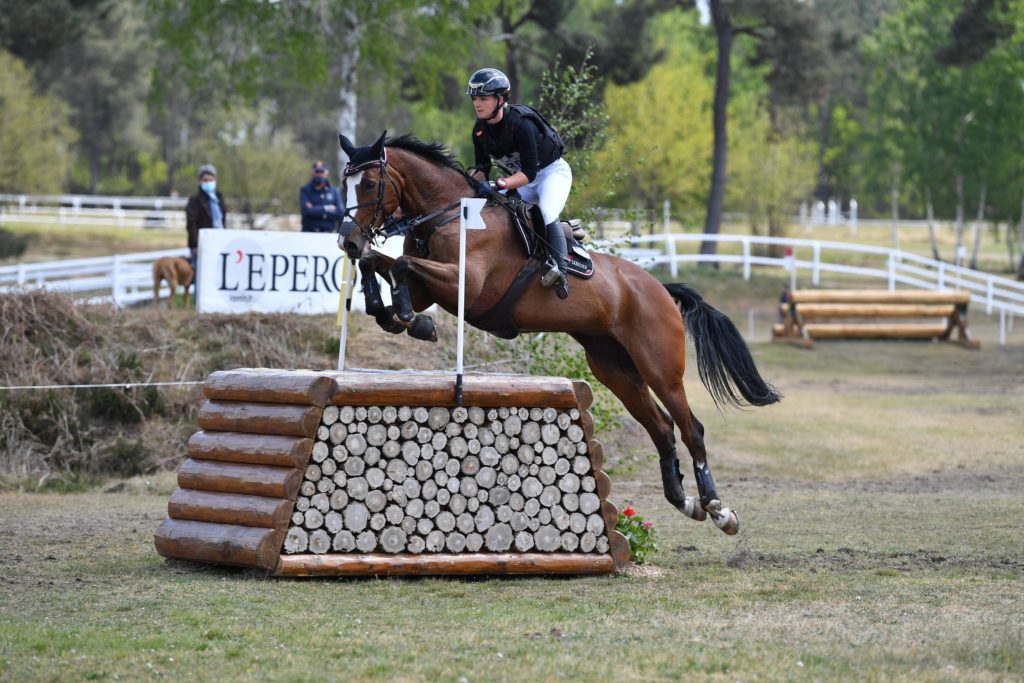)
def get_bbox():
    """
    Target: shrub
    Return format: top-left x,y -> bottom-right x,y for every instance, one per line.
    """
616,504 -> 658,564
